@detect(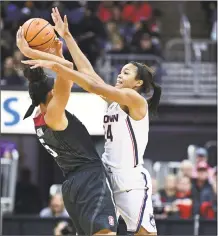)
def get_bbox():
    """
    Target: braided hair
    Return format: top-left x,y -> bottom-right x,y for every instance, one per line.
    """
23,66 -> 54,119
130,61 -> 161,117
